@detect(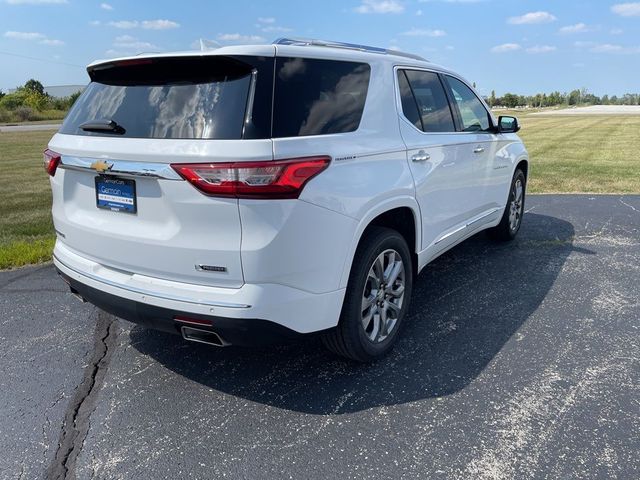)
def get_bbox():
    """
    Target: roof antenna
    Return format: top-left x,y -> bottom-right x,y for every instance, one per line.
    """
199,39 -> 220,51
